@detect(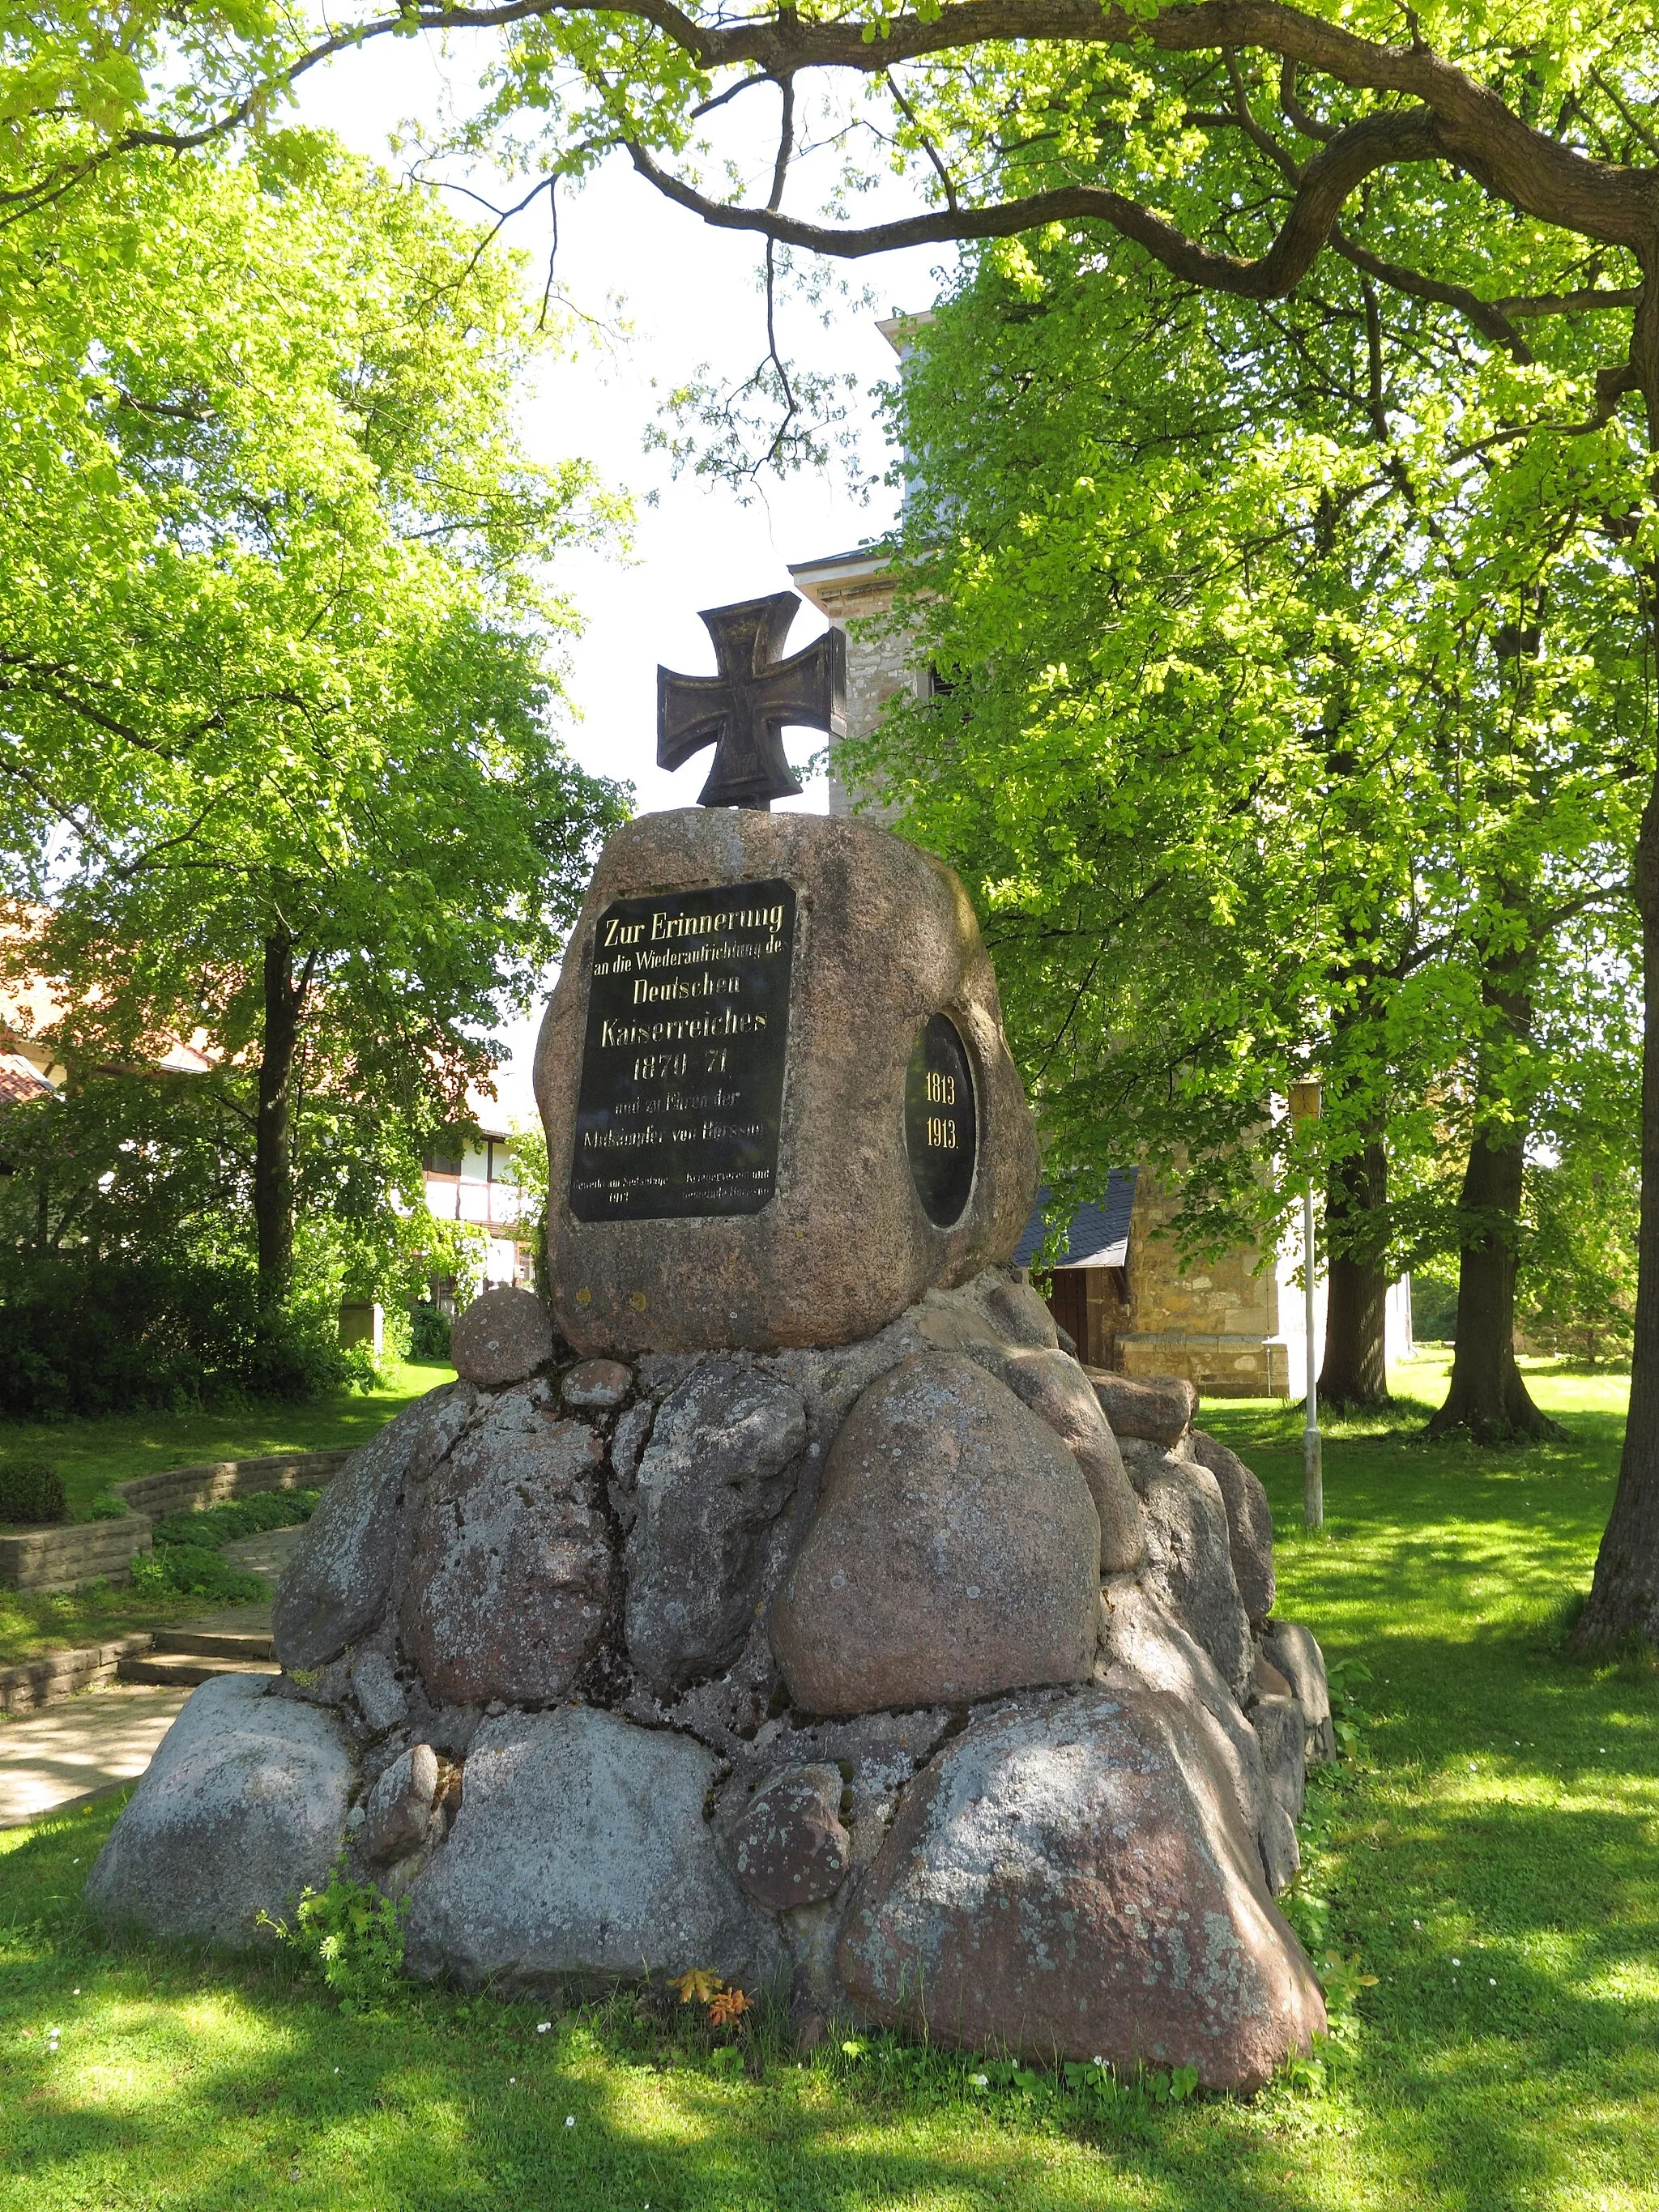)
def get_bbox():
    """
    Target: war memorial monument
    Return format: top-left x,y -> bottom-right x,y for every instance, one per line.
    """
87,592 -> 1331,2091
